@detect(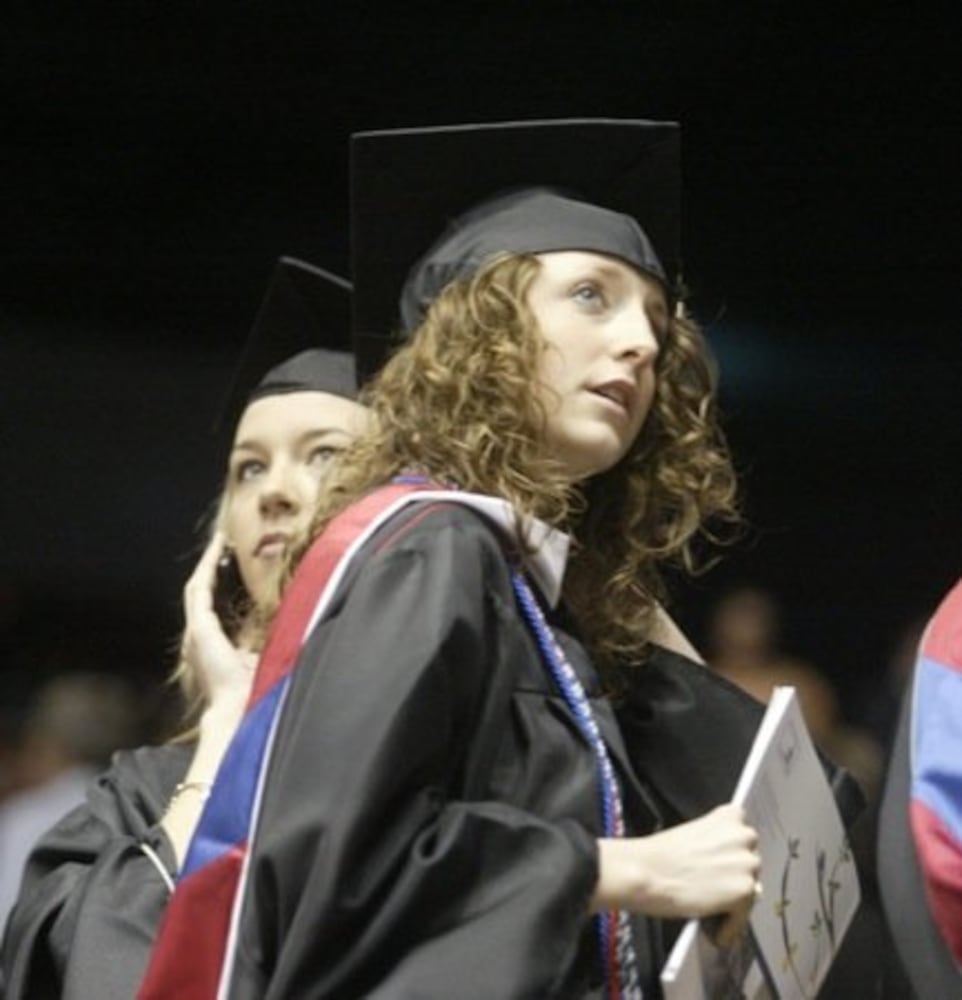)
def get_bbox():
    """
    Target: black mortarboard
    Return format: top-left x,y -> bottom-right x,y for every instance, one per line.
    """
214,256 -> 357,437
350,119 -> 681,380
